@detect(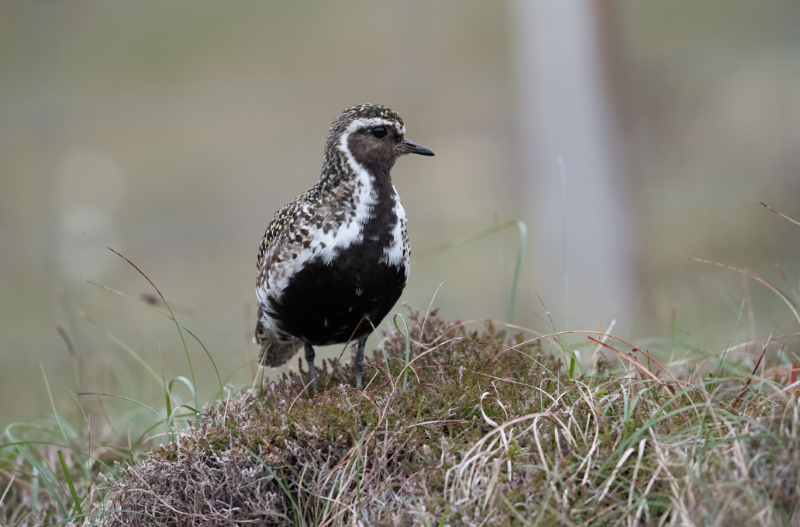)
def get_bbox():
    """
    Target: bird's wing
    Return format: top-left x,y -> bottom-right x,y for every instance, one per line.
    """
256,184 -> 325,289
257,202 -> 294,270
